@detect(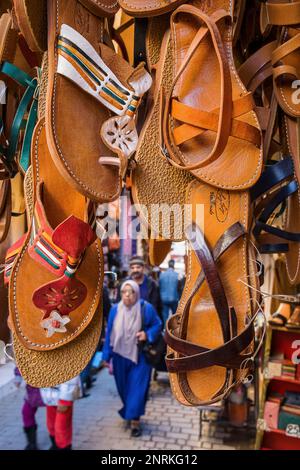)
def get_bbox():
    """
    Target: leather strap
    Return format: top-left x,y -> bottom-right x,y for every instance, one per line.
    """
185,222 -> 232,344
171,94 -> 261,147
165,312 -> 256,372
164,223 -> 246,365
250,156 -> 294,201
263,1 -> 300,26
251,157 -> 300,252
162,6 -> 233,171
